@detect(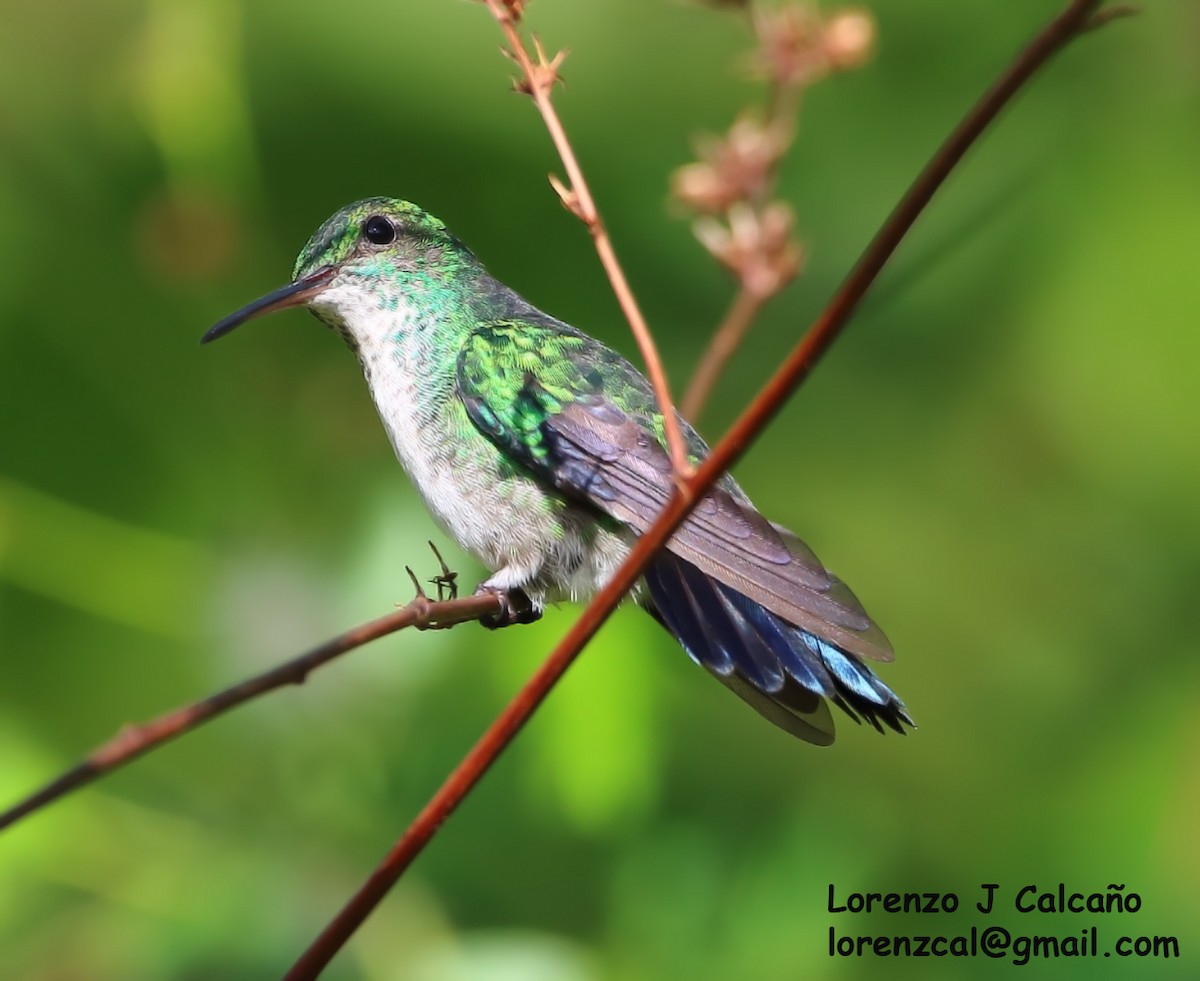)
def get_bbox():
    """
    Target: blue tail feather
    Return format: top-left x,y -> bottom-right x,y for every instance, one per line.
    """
674,558 -> 786,693
644,559 -> 732,674
720,585 -> 837,698
645,552 -> 913,744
